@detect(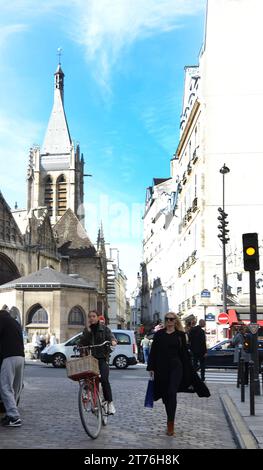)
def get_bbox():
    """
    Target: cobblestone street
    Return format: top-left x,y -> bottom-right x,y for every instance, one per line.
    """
0,362 -> 237,449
